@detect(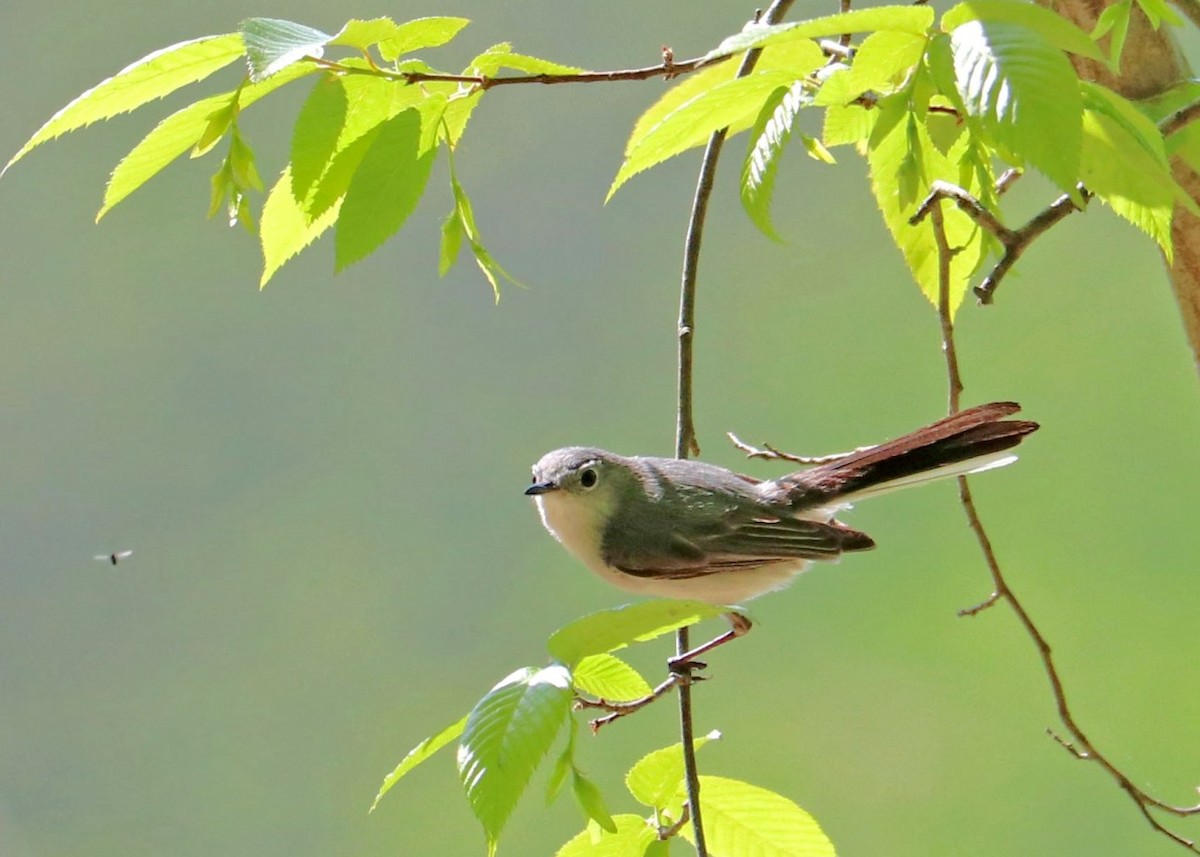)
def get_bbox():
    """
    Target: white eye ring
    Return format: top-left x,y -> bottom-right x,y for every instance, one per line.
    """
579,467 -> 598,489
